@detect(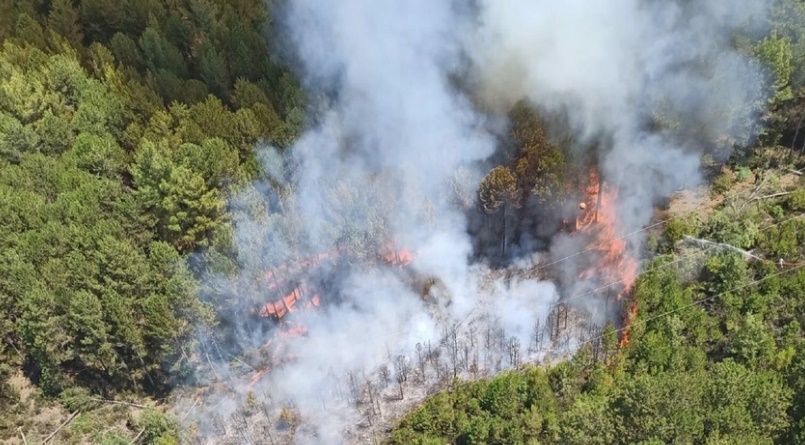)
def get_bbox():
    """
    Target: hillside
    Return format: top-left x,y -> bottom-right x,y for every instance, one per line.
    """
0,0 -> 804,444
390,166 -> 805,444
0,0 -> 302,442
